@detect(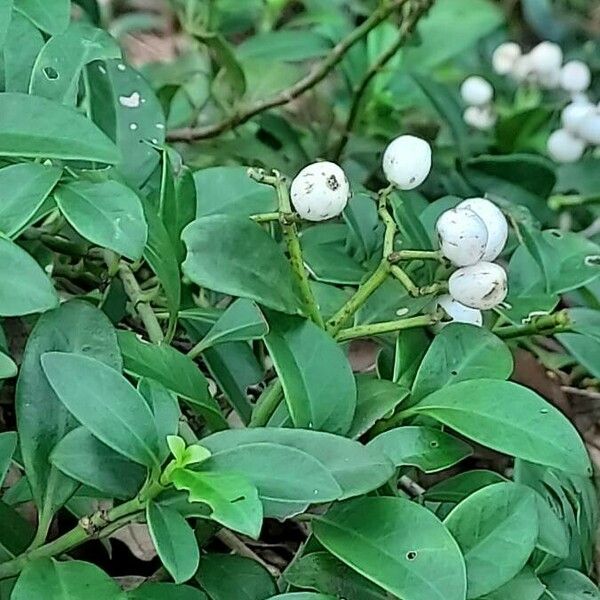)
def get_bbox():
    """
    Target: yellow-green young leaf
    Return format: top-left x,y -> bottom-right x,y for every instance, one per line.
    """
0,236 -> 58,316
443,482 -> 539,598
313,497 -> 467,600
0,93 -> 119,163
171,469 -> 263,539
0,163 -> 61,237
411,379 -> 592,477
128,582 -> 208,600
182,216 -> 303,315
0,431 -> 16,488
41,352 -> 161,468
54,179 -> 147,260
11,558 -> 125,599
14,0 -> 70,35
146,502 -> 199,584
